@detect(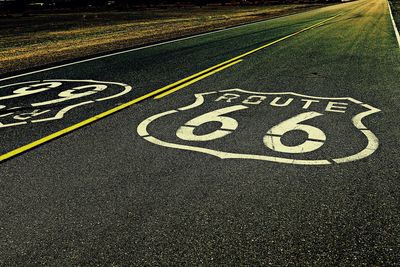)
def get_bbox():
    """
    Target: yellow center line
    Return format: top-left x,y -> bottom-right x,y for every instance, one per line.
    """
153,13 -> 341,99
223,13 -> 340,63
0,13 -> 341,162
0,89 -> 162,162
155,60 -> 243,99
